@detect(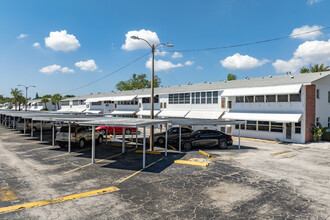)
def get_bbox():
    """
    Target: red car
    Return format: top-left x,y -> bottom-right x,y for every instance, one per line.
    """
95,126 -> 137,135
